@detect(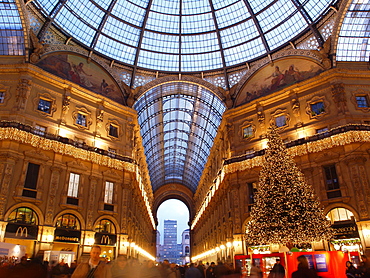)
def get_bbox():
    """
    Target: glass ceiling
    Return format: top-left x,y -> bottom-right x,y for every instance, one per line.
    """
337,0 -> 370,62
134,82 -> 226,193
33,0 -> 335,73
